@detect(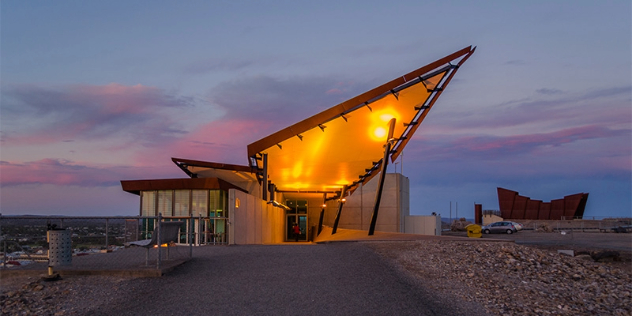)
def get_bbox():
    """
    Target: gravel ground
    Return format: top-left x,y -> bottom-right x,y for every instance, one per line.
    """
369,240 -> 632,316
1,243 -> 488,316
